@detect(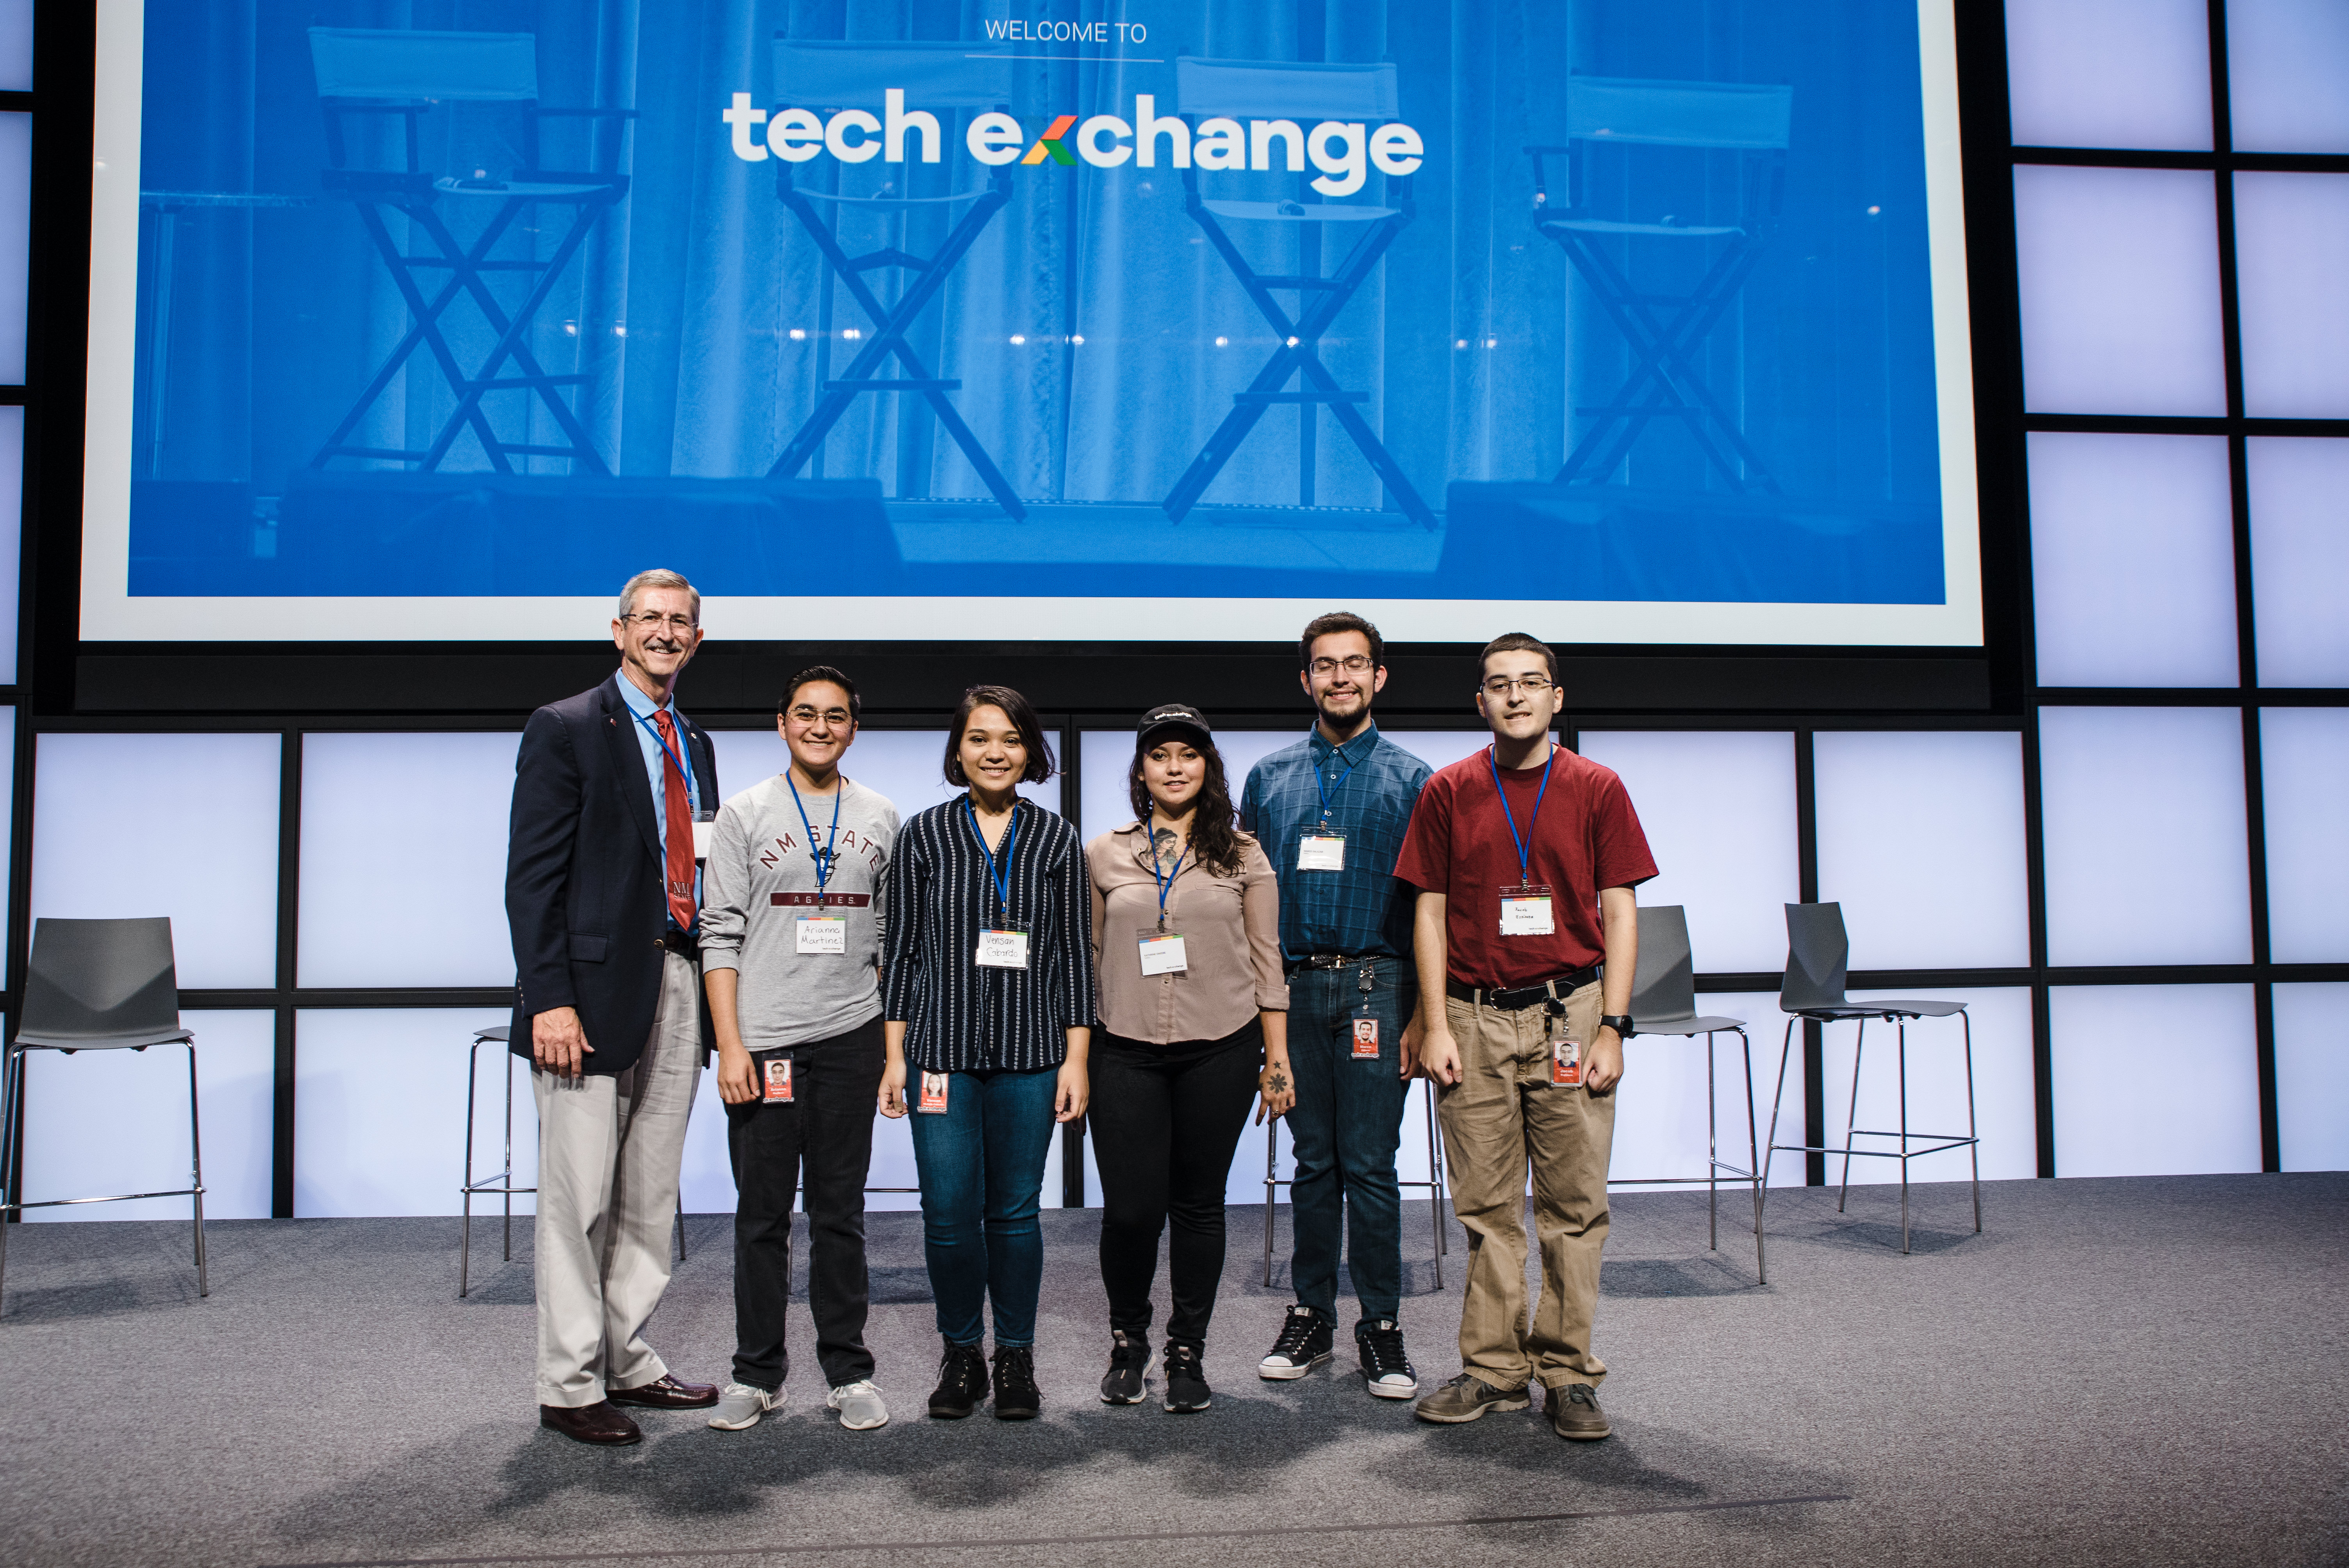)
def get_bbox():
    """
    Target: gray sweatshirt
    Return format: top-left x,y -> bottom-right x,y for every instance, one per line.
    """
699,773 -> 900,1050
